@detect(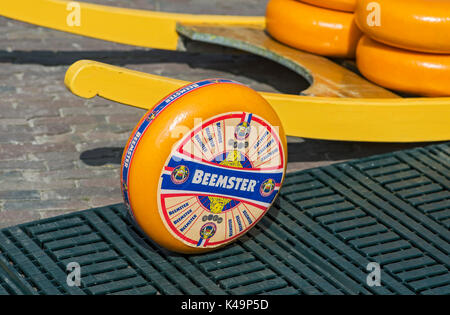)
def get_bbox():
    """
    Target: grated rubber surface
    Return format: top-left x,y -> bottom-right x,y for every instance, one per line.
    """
0,143 -> 448,295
